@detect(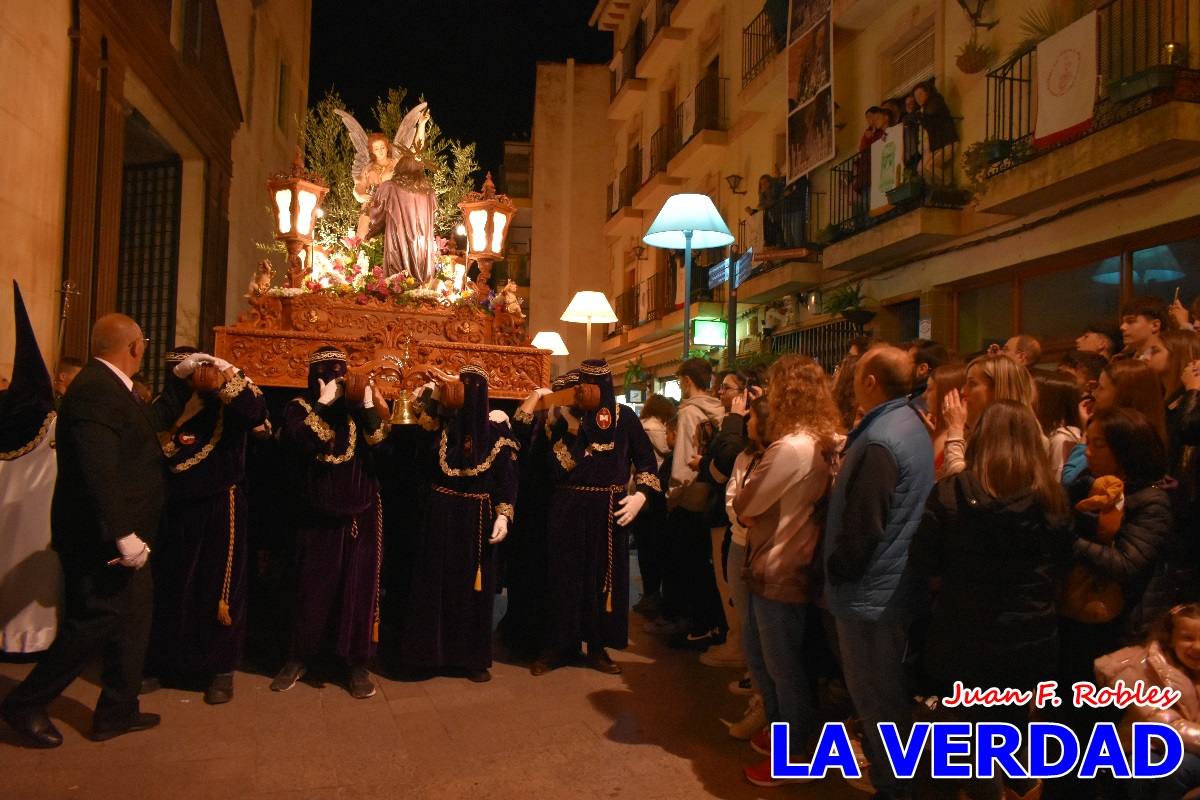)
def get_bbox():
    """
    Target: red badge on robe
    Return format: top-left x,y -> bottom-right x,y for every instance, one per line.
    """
178,432 -> 197,446
596,408 -> 612,430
